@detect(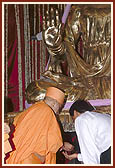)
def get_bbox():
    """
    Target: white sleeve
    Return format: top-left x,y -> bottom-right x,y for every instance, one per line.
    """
75,118 -> 100,164
78,153 -> 83,161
